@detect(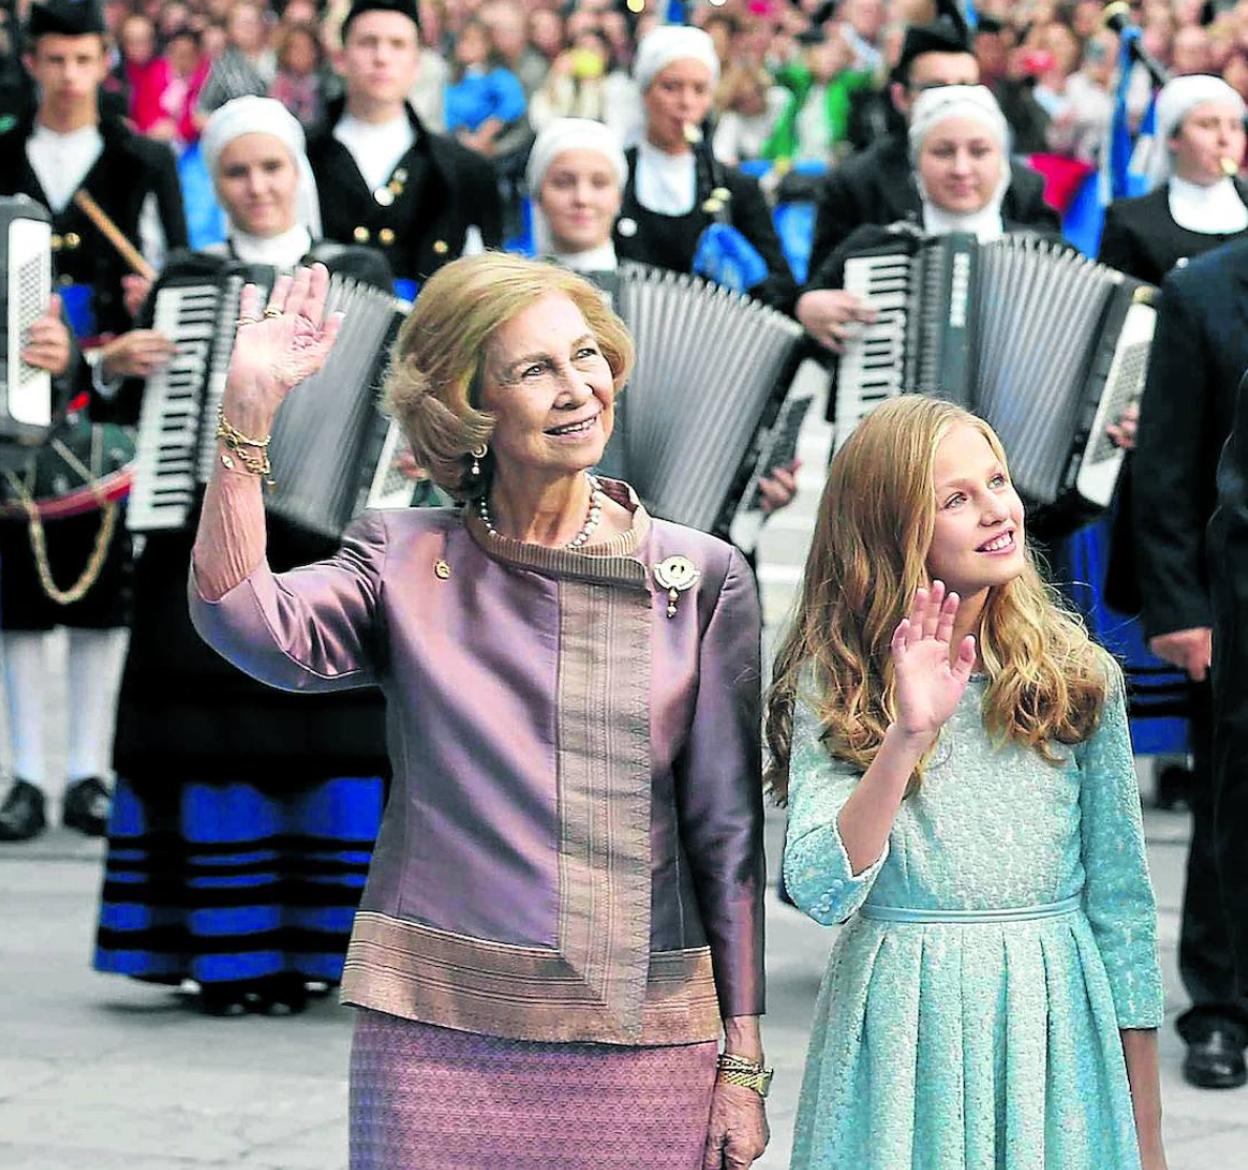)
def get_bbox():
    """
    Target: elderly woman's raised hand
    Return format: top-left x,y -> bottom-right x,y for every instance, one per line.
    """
223,264 -> 343,434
